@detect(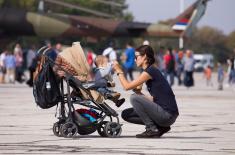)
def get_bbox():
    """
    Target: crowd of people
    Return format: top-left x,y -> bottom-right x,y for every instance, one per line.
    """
0,43 -> 27,84
0,42 -> 62,86
0,41 -> 235,91
95,41 -> 235,90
